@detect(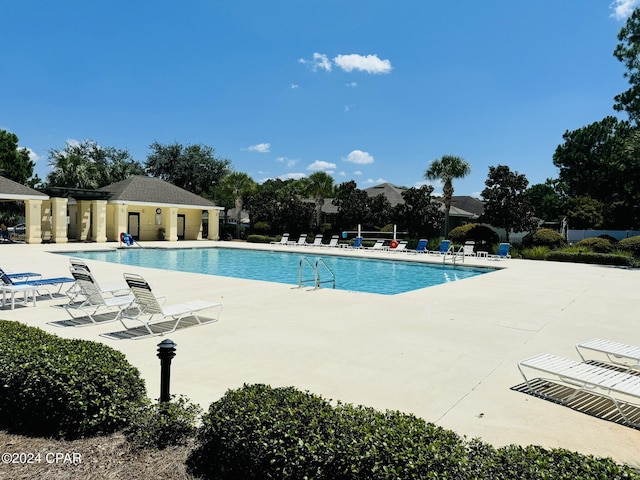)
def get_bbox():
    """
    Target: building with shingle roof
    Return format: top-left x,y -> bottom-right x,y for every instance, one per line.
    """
0,176 -> 50,243
83,175 -> 222,242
